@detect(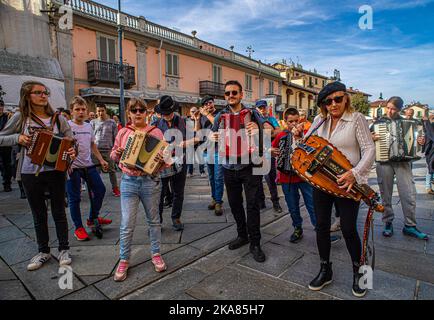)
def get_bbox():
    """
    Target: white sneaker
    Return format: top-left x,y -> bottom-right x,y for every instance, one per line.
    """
27,252 -> 51,271
58,250 -> 72,266
200,172 -> 207,178
187,173 -> 192,178
330,217 -> 341,232
81,183 -> 86,192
